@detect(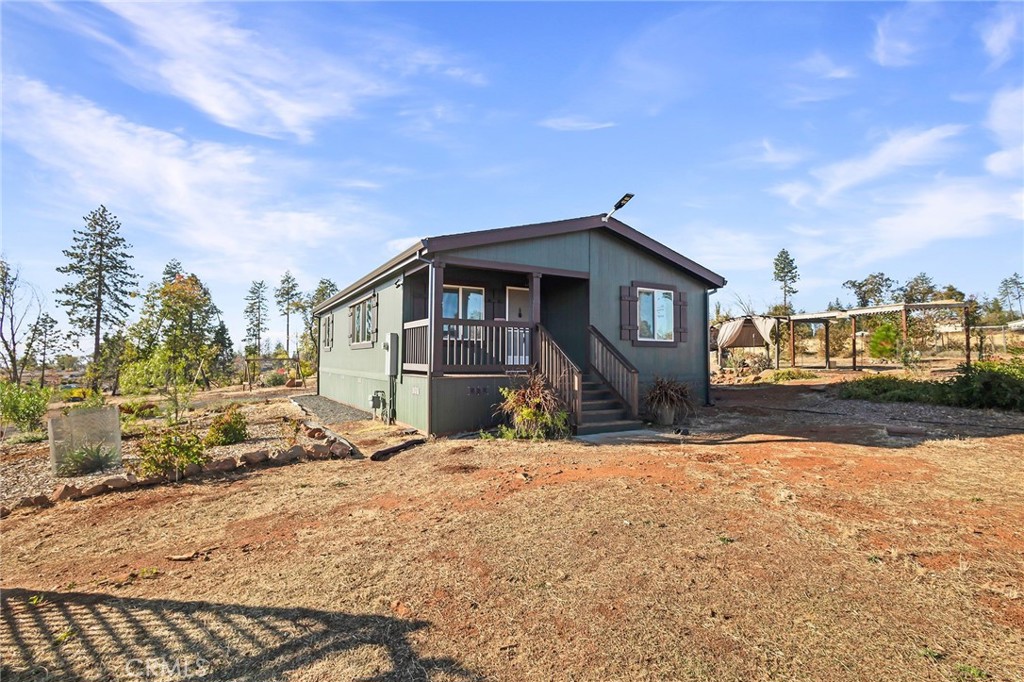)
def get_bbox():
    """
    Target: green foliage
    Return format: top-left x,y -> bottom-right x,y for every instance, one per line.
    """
954,664 -> 990,680
204,407 -> 248,447
768,368 -> 819,383
495,372 -> 571,440
838,358 -> 1024,412
772,248 -> 799,309
65,390 -> 105,414
57,443 -> 118,477
133,426 -> 208,478
244,280 -> 269,356
868,323 -> 900,360
8,431 -> 46,444
55,205 -> 139,387
263,369 -> 289,386
843,272 -> 896,307
0,381 -> 52,432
